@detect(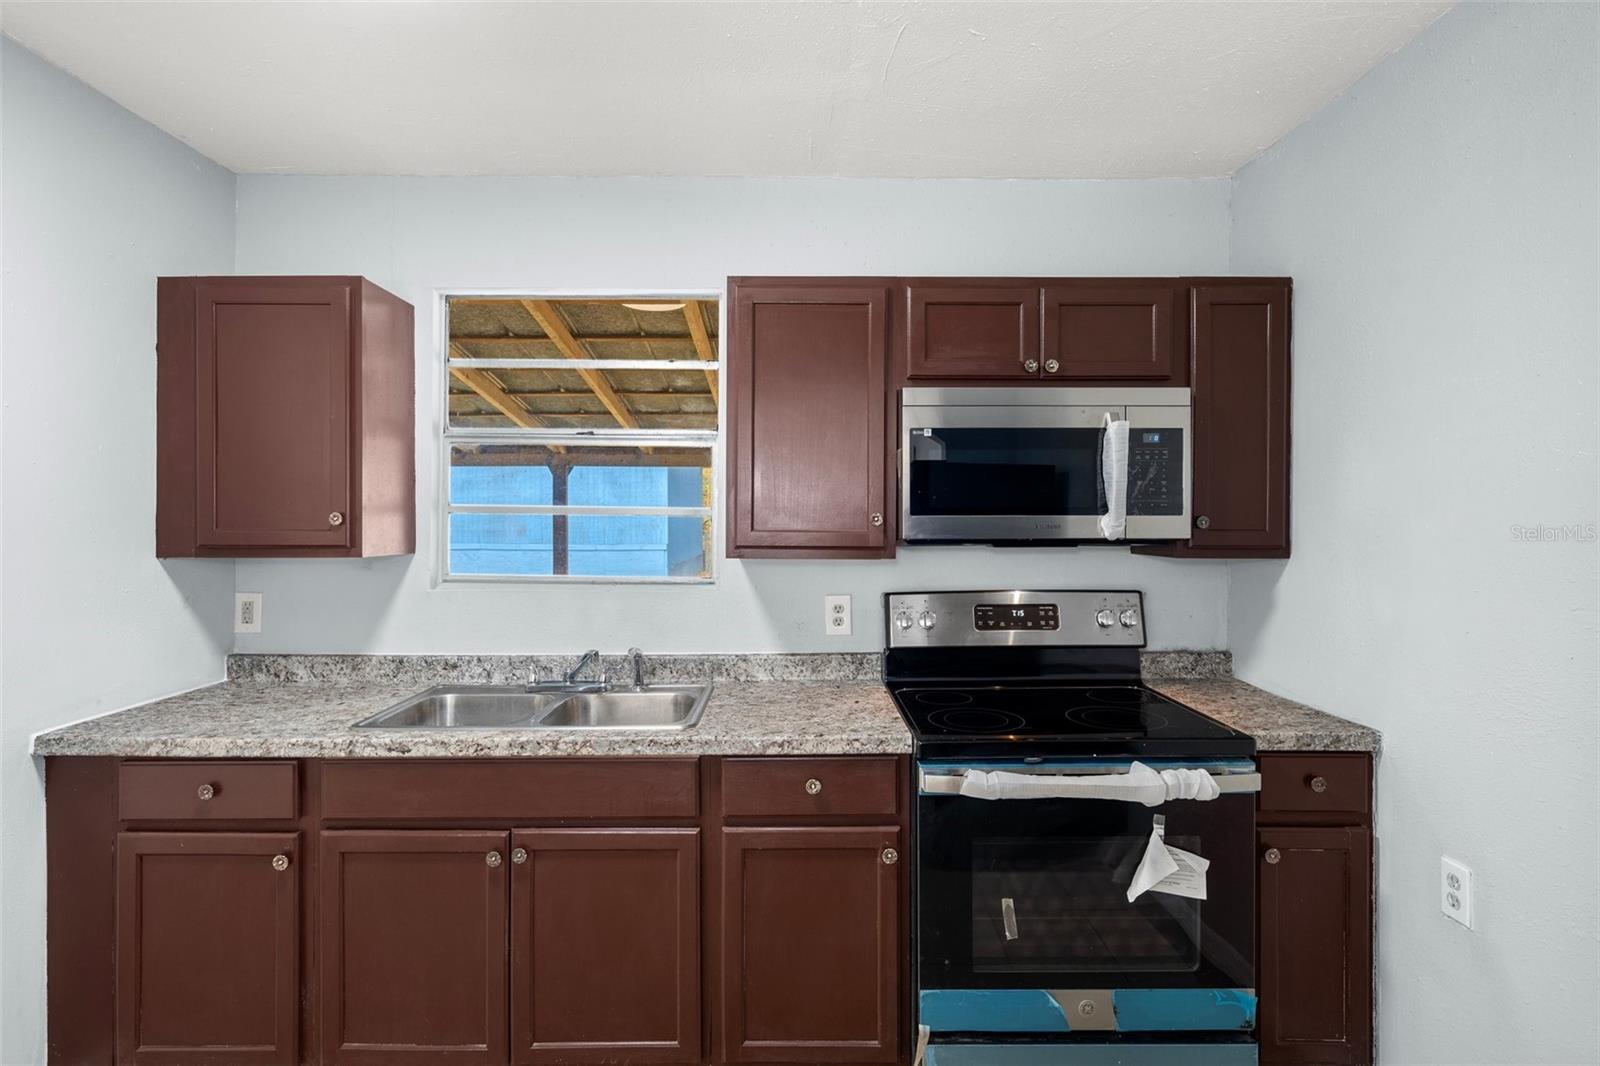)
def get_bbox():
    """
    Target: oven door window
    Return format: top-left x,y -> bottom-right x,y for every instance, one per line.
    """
919,793 -> 1255,990
972,834 -> 1201,973
908,427 -> 1104,517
